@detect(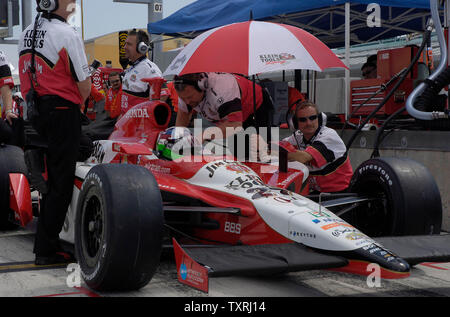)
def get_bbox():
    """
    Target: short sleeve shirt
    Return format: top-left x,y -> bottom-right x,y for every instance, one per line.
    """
178,72 -> 263,123
18,15 -> 90,105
